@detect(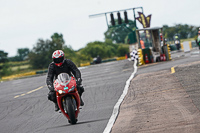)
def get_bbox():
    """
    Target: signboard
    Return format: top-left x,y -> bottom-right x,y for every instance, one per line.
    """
136,12 -> 152,38
183,41 -> 190,52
